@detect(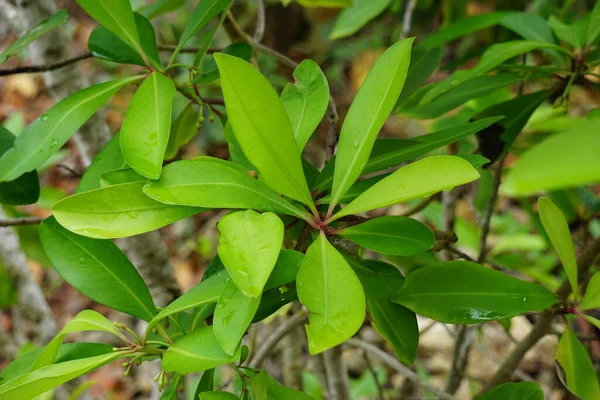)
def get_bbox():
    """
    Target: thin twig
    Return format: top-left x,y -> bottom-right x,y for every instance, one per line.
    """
325,97 -> 339,162
0,52 -> 93,76
248,310 -> 308,368
346,338 -> 461,400
444,325 -> 475,394
478,154 -> 506,263
362,350 -> 385,400
253,0 -> 266,42
56,163 -> 82,177
323,346 -> 351,400
400,0 -> 417,39
0,216 -> 45,227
